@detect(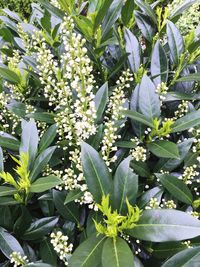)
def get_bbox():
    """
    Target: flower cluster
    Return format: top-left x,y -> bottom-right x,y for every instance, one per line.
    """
50,231 -> 73,266
131,146 -> 147,162
10,252 -> 29,267
145,198 -> 160,209
179,165 -> 199,185
101,70 -> 133,167
174,100 -> 189,119
155,82 -> 168,101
